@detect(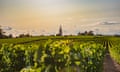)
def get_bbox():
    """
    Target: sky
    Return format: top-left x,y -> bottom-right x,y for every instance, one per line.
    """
0,0 -> 120,36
